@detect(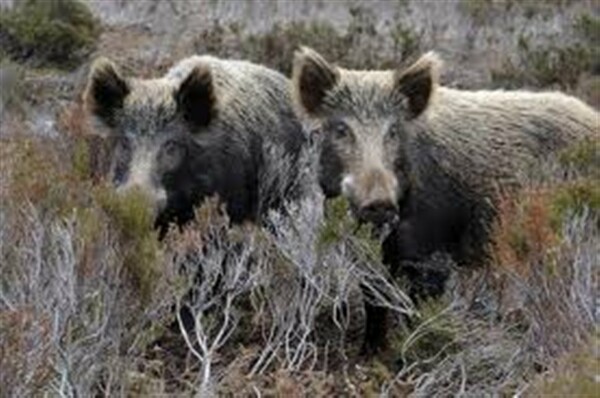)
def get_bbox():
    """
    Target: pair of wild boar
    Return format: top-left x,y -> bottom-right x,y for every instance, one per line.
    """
85,48 -> 598,353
